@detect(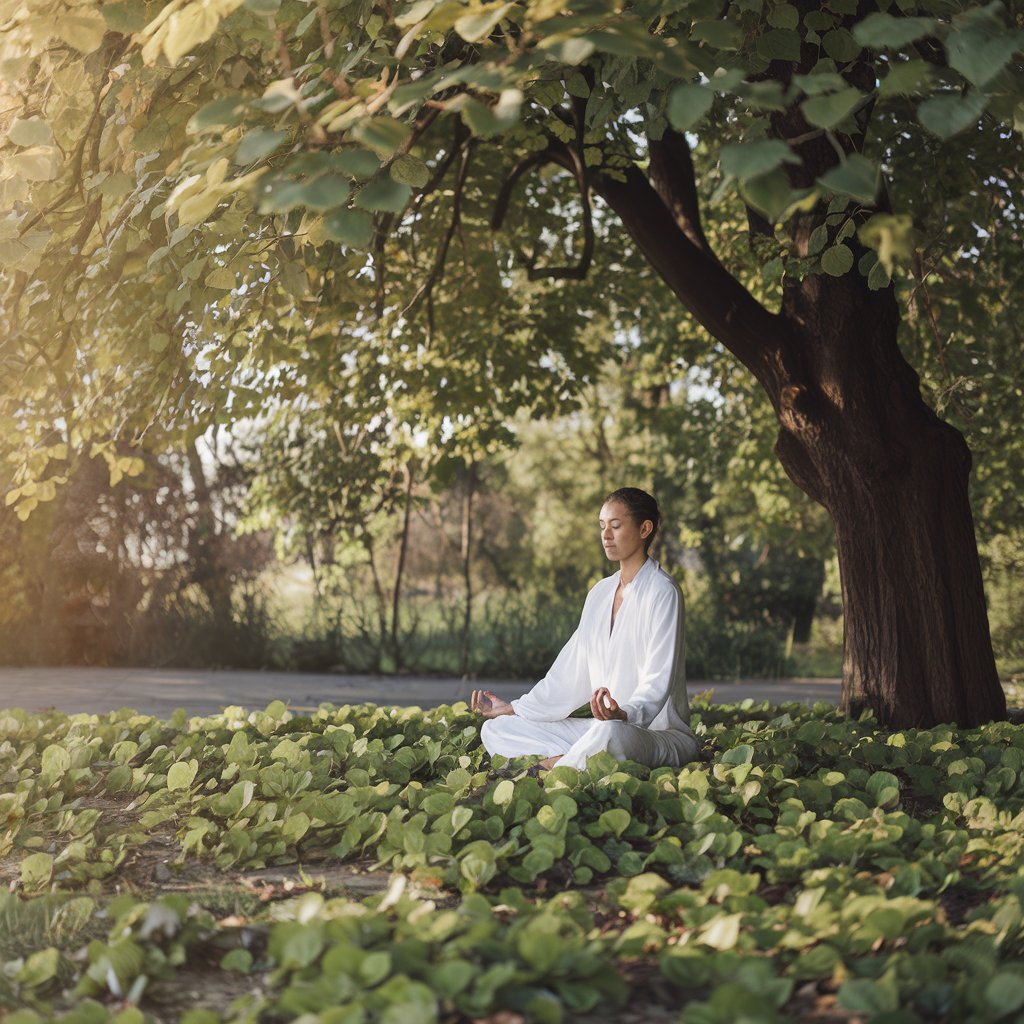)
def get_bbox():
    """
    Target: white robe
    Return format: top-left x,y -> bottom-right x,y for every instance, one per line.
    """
480,557 -> 699,770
